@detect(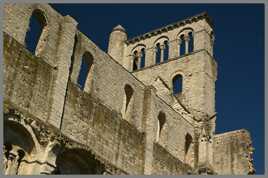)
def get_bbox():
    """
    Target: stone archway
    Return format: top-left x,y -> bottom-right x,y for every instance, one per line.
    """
4,120 -> 37,175
54,148 -> 105,174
